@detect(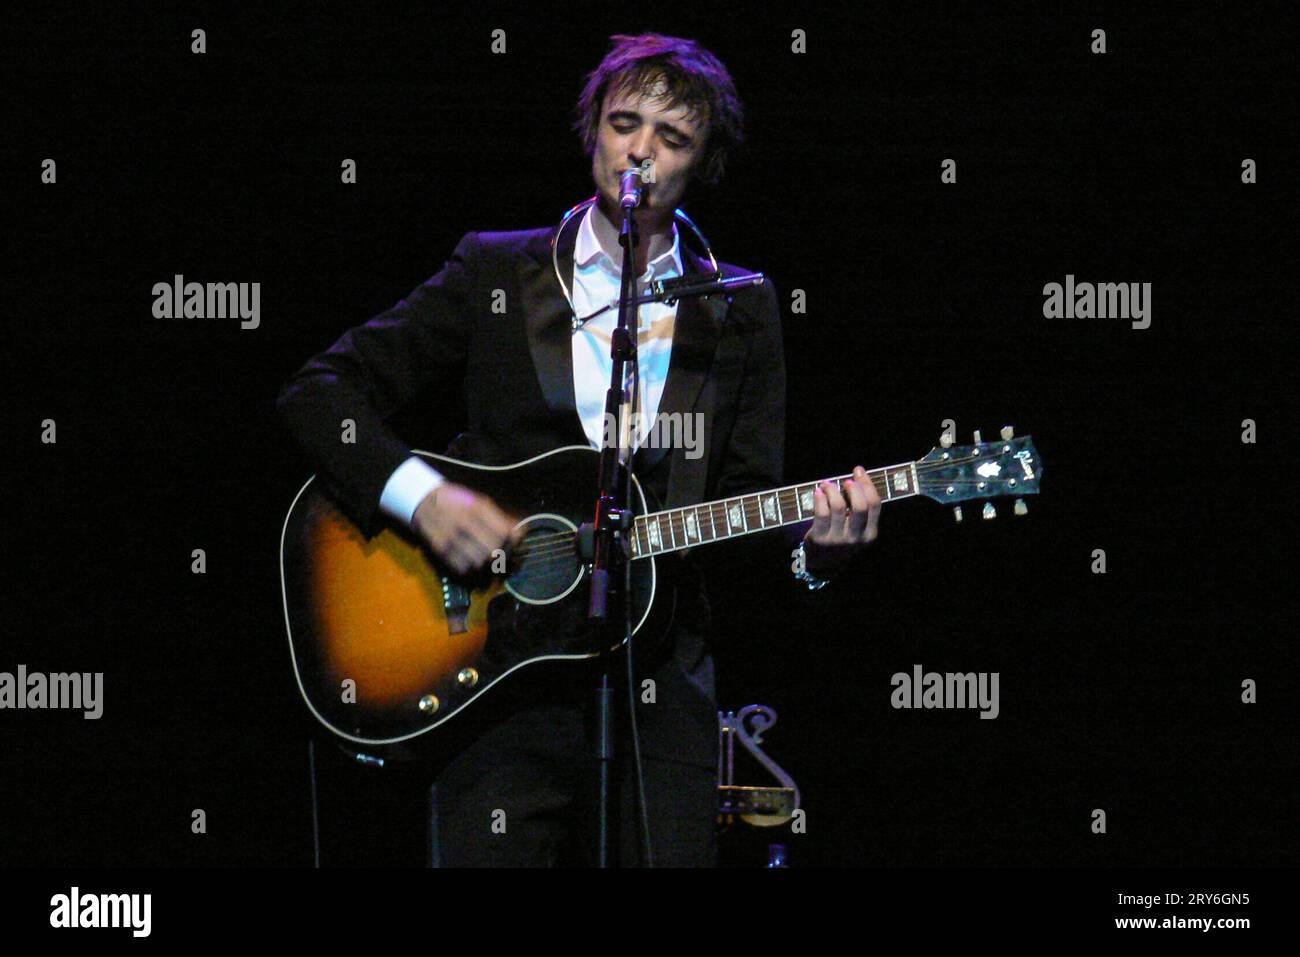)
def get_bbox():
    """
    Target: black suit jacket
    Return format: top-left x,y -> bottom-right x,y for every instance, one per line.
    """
277,220 -> 789,768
